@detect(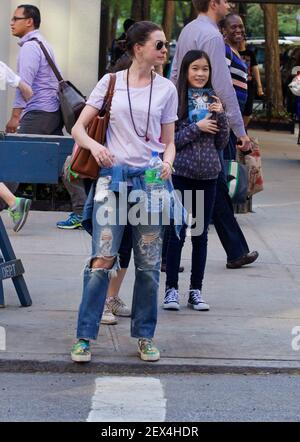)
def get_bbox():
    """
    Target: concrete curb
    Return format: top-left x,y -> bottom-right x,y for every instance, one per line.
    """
2,357 -> 300,375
